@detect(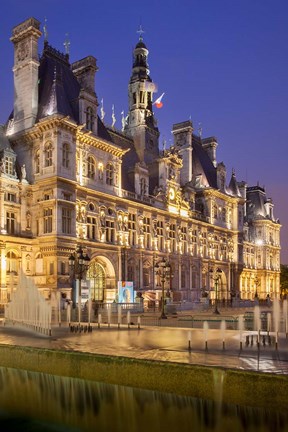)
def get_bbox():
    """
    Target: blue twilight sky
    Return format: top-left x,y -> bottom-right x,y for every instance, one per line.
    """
0,0 -> 287,263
